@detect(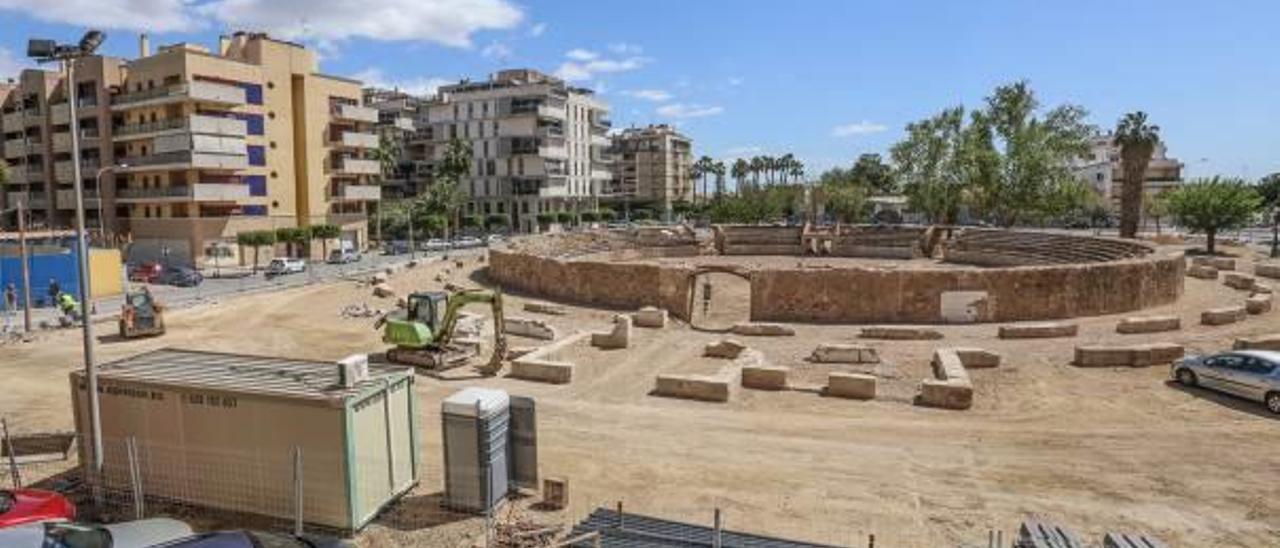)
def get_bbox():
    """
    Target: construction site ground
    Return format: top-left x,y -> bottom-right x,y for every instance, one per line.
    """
1,249 -> 1278,547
